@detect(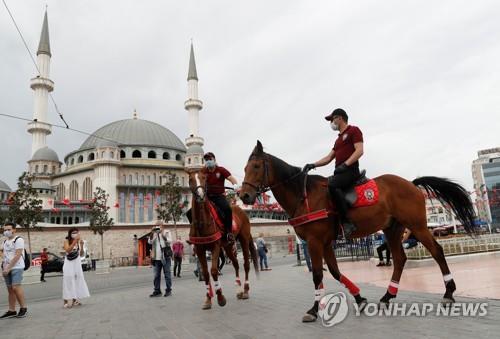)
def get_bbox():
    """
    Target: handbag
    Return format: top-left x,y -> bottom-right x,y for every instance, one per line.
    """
158,233 -> 173,259
66,246 -> 79,261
